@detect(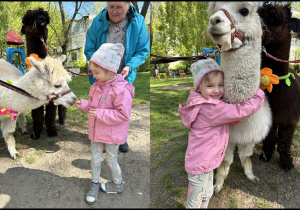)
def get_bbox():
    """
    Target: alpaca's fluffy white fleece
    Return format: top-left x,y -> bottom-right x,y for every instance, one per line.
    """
208,2 -> 272,145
